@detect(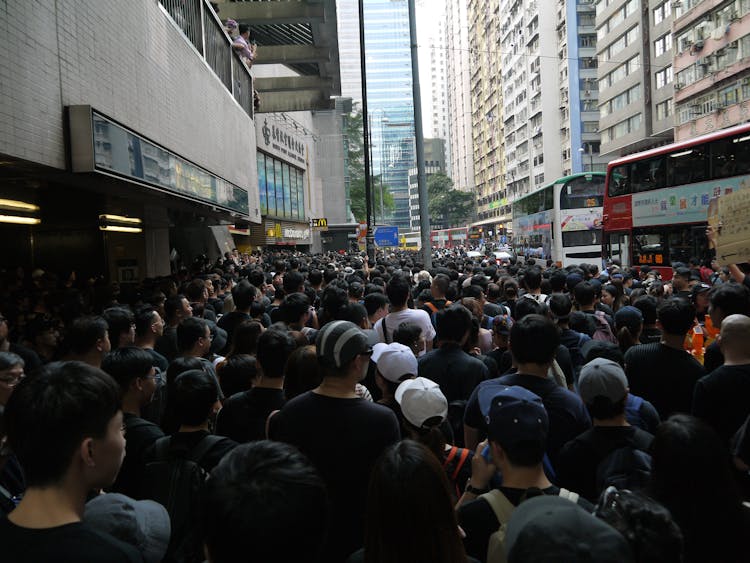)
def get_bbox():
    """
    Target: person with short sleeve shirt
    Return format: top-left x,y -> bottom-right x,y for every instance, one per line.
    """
375,273 -> 436,349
